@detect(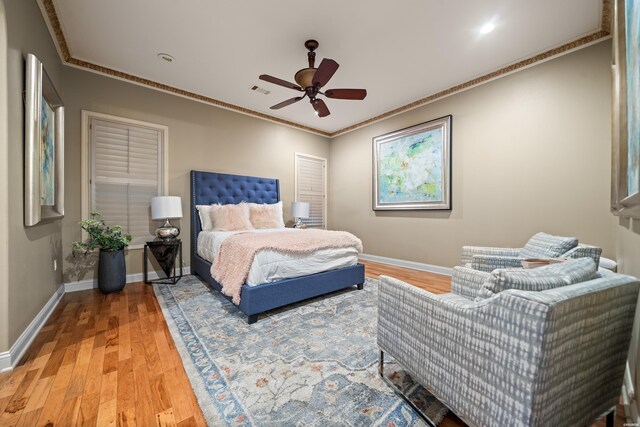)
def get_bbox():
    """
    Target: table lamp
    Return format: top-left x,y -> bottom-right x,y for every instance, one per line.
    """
291,201 -> 309,228
151,196 -> 183,240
